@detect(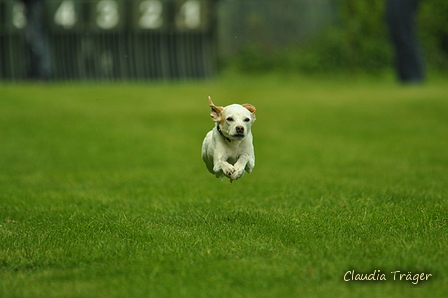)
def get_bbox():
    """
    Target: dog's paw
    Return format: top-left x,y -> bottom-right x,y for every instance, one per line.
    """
230,167 -> 245,181
218,162 -> 235,178
222,166 -> 235,178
